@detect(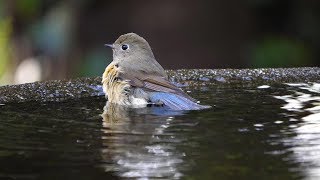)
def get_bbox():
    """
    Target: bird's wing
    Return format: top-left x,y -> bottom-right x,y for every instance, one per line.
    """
118,71 -> 196,102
